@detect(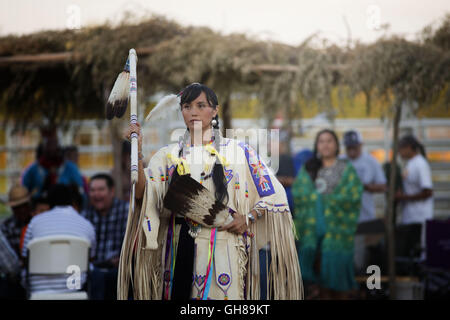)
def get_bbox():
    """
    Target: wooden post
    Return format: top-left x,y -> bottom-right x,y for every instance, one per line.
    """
221,92 -> 232,135
386,101 -> 402,299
